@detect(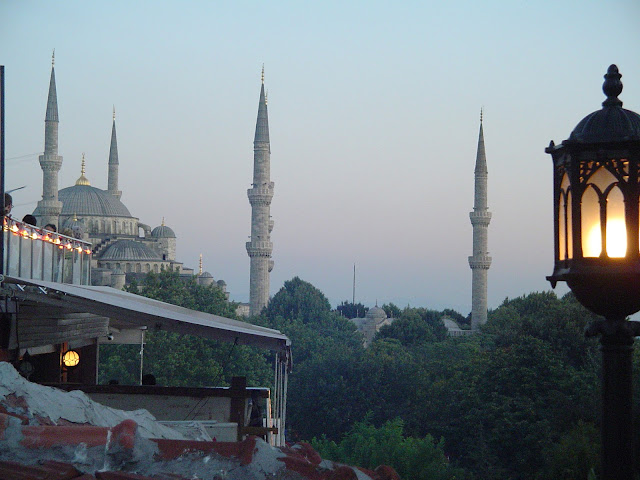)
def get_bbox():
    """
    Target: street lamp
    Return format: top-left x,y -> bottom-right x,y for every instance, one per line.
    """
546,65 -> 640,480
